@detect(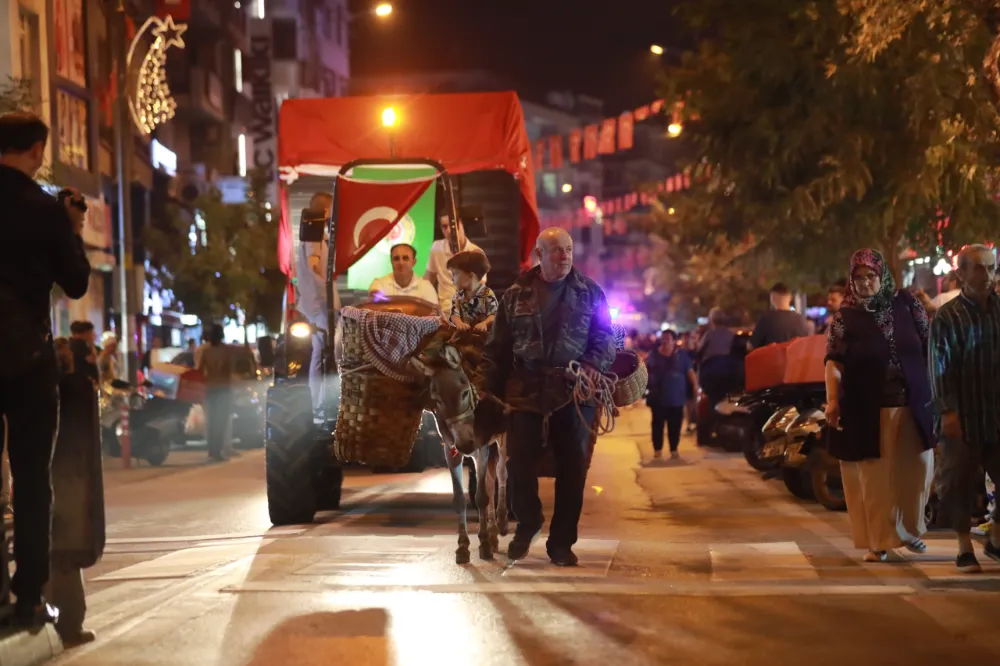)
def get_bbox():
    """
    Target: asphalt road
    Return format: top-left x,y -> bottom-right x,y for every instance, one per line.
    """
52,407 -> 999,666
